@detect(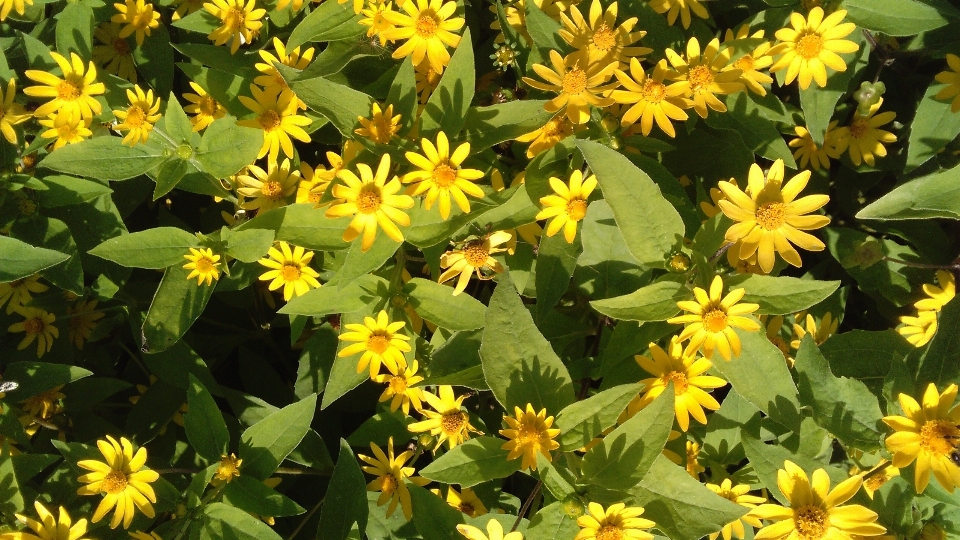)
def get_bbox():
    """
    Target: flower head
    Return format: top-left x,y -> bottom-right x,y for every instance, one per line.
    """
575,502 -> 656,540
204,0 -> 265,54
832,98 -> 897,167
457,519 -> 523,540
438,231 -> 511,295
25,51 -> 106,121
935,54 -> 960,113
0,274 -> 48,315
338,309 -> 412,377
523,50 -> 618,125
665,37 -> 744,119
612,59 -> 689,138
409,385 -> 480,449
647,0 -> 707,29
183,82 -> 226,131
93,23 -> 137,83
706,479 -> 765,540
536,169 -> 596,243
558,0 -> 651,67
257,241 -> 321,301
790,312 -> 837,349
861,462 -> 900,499
0,78 -> 30,144
883,383 -> 960,493
686,440 -> 705,478
112,84 -> 162,146
360,1 -> 397,46
898,270 -> 956,347
13,502 -> 90,540
381,0 -> 464,74
111,0 -> 161,46
238,85 -> 311,162
359,437 -> 430,520
238,158 -> 300,211
68,298 -> 105,350
213,453 -> 242,484
373,359 -> 426,414
77,435 -> 160,529
403,131 -> 485,219
254,38 -> 315,101
183,247 -> 222,286
447,486 -> 487,517
499,404 -> 561,471
515,114 -> 577,157
296,162 -> 330,205
789,122 -> 840,172
39,113 -> 93,149
355,102 -> 401,144
769,7 -> 859,90
667,275 -> 761,361
722,25 -> 775,97
8,307 -> 59,358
